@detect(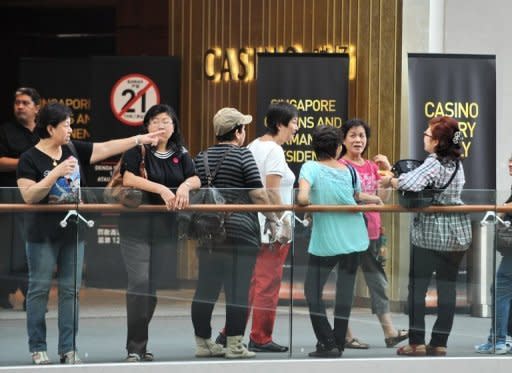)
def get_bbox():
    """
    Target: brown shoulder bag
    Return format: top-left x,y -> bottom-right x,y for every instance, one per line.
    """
103,145 -> 147,208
